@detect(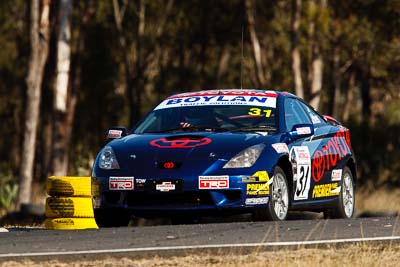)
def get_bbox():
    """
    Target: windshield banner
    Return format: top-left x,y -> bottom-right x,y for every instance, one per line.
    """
155,94 -> 277,110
